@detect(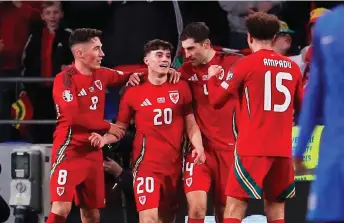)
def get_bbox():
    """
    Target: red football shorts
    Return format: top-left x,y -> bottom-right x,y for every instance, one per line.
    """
183,148 -> 234,207
49,145 -> 105,209
226,156 -> 295,201
133,169 -> 180,213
